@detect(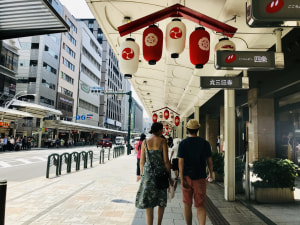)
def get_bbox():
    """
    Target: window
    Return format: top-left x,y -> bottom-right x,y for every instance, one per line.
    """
67,18 -> 77,33
81,64 -> 100,85
31,43 -> 39,49
44,45 -> 58,59
43,62 -> 57,75
82,47 -> 100,71
66,33 -> 76,46
79,99 -> 98,113
61,87 -> 73,97
40,96 -> 54,106
42,79 -> 56,90
30,60 -> 38,66
60,72 -> 74,84
64,44 -> 75,58
63,58 -> 75,71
